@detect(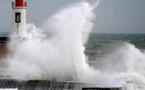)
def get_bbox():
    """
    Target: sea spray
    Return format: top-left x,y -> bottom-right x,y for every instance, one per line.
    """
5,0 -> 100,81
